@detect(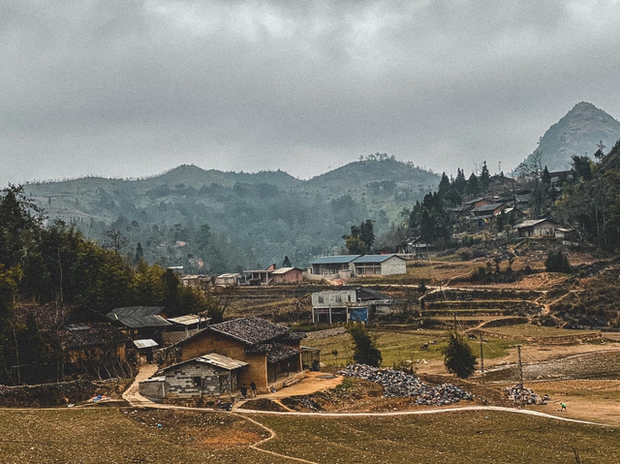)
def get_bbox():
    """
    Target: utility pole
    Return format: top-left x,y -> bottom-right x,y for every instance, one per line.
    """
517,344 -> 525,409
479,334 -> 484,373
517,345 -> 524,386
